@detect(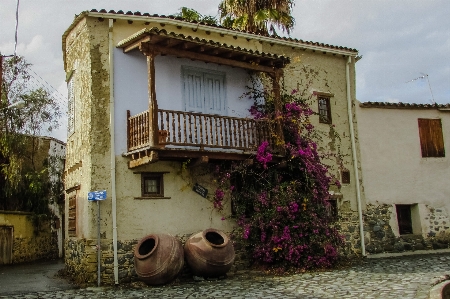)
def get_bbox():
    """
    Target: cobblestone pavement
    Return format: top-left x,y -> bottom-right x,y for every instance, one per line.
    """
1,253 -> 450,299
